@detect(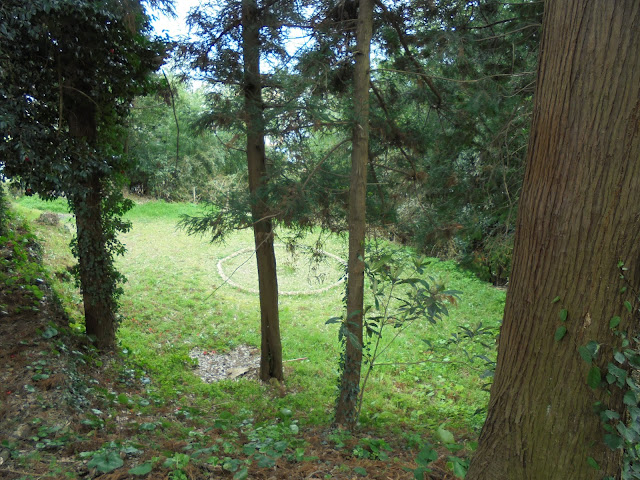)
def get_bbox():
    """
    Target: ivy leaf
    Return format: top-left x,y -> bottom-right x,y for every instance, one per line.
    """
606,363 -> 627,387
616,423 -> 638,443
624,390 -> 638,406
551,296 -> 561,304
42,326 -> 58,339
585,341 -> 600,359
354,466 -> 368,476
256,455 -> 276,468
600,410 -> 620,422
587,366 -> 601,389
554,326 -> 567,342
87,451 -> 123,473
614,351 -> 626,364
233,467 -> 249,480
624,301 -> 633,313
587,457 -> 600,470
449,457 -> 468,478
610,316 -> 621,329
625,352 -> 640,368
559,309 -> 568,322
416,443 -> 438,466
578,346 -> 593,364
128,463 -> 153,475
603,434 -> 623,450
